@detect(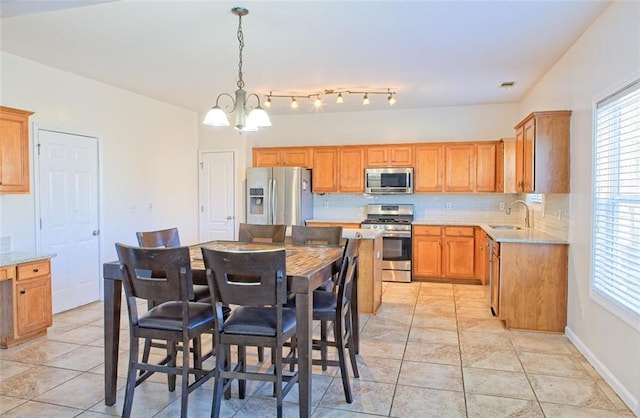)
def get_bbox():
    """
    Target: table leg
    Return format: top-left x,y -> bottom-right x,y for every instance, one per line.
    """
296,290 -> 312,418
104,277 -> 122,406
